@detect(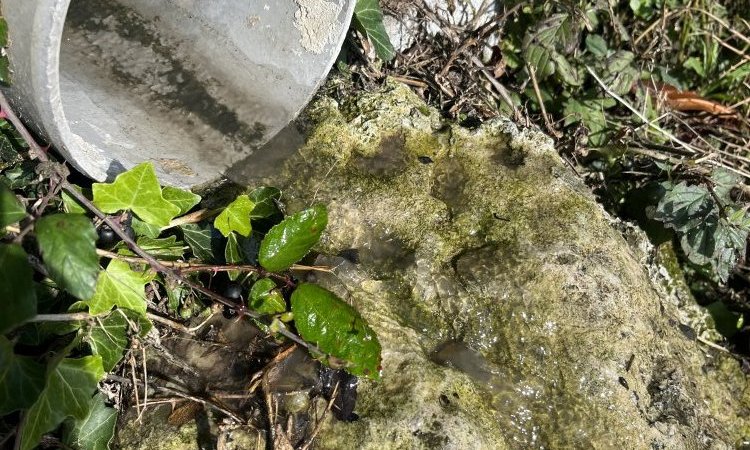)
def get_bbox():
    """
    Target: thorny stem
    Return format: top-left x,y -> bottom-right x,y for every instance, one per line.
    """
0,90 -> 323,358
